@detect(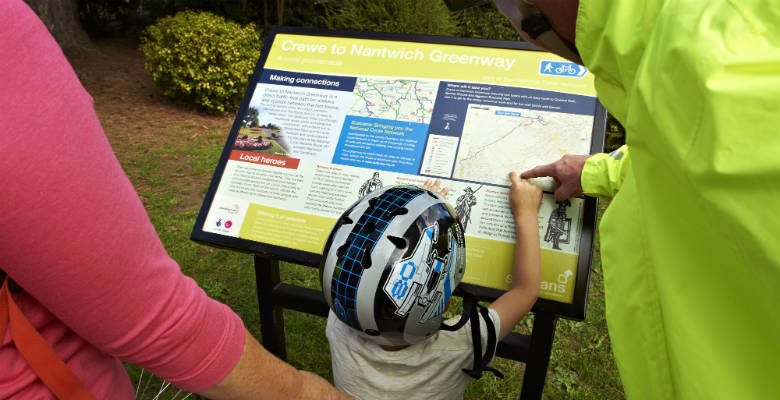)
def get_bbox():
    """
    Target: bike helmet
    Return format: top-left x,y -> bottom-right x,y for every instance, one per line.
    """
320,184 -> 466,347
